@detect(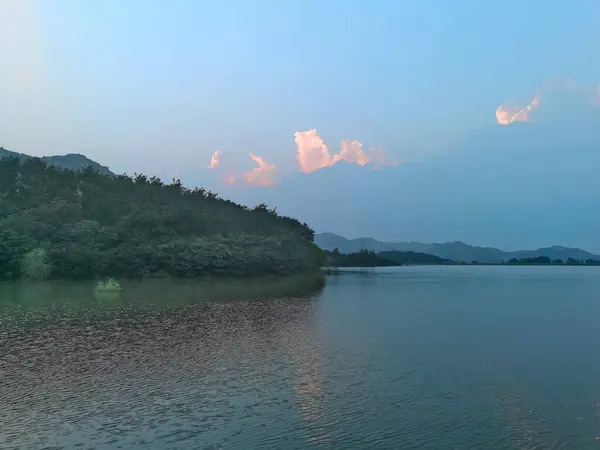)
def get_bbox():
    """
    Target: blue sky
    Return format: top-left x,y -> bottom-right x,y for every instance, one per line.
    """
2,0 -> 600,248
2,0 -> 599,171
